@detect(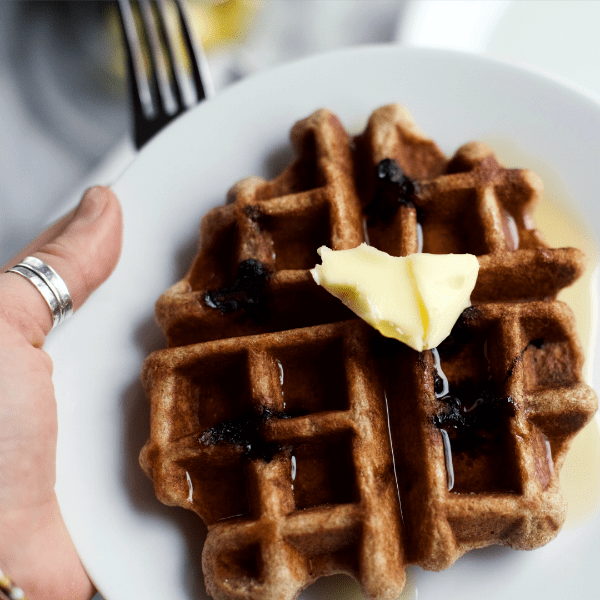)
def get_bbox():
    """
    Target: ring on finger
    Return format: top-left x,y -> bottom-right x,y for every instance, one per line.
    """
7,256 -> 73,329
